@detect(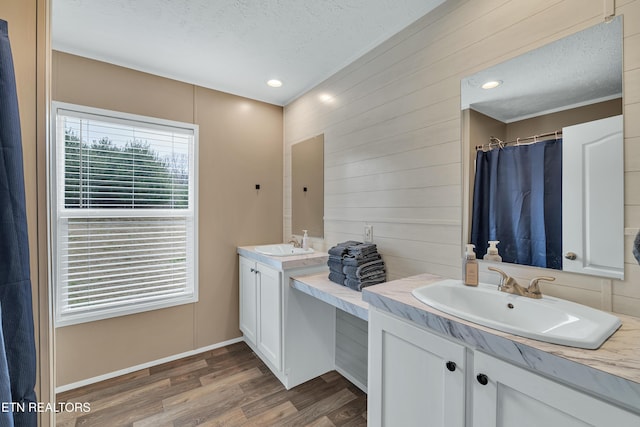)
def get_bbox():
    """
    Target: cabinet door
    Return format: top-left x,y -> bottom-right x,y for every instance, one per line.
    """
368,308 -> 466,427
256,263 -> 282,371
239,257 -> 257,344
472,351 -> 640,427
